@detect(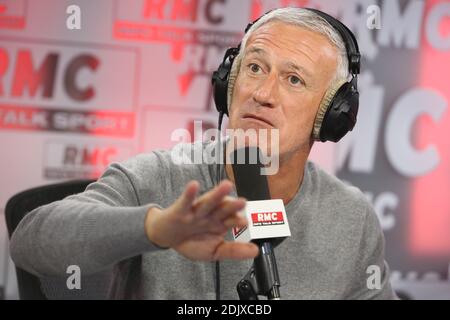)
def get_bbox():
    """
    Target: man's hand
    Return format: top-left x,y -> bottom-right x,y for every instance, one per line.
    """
144,180 -> 259,261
